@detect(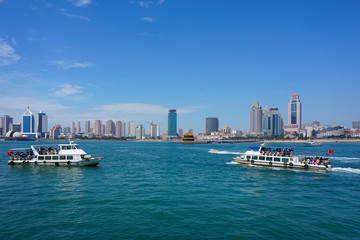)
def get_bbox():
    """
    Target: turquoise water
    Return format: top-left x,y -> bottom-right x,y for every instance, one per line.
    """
1,141 -> 360,240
